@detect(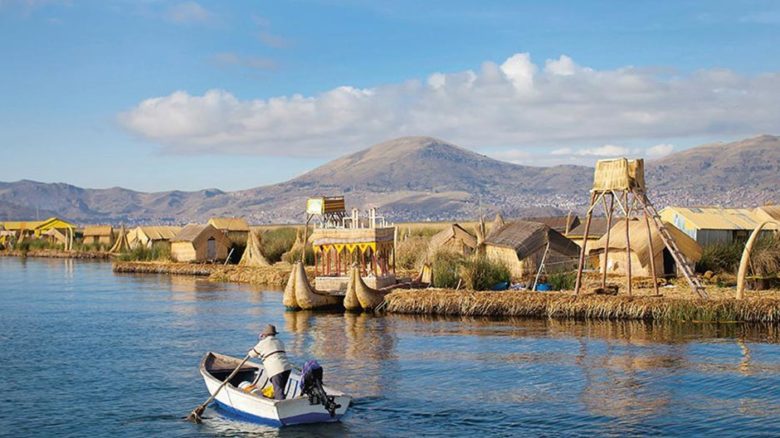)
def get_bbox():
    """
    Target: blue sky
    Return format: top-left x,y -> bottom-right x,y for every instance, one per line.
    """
2,0 -> 780,192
